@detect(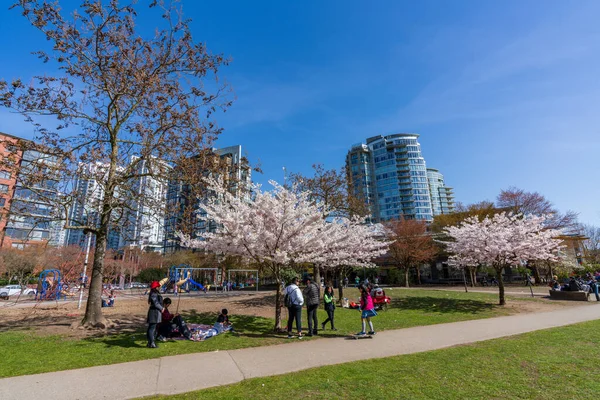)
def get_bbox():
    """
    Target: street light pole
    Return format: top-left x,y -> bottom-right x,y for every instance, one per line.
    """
78,231 -> 93,309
